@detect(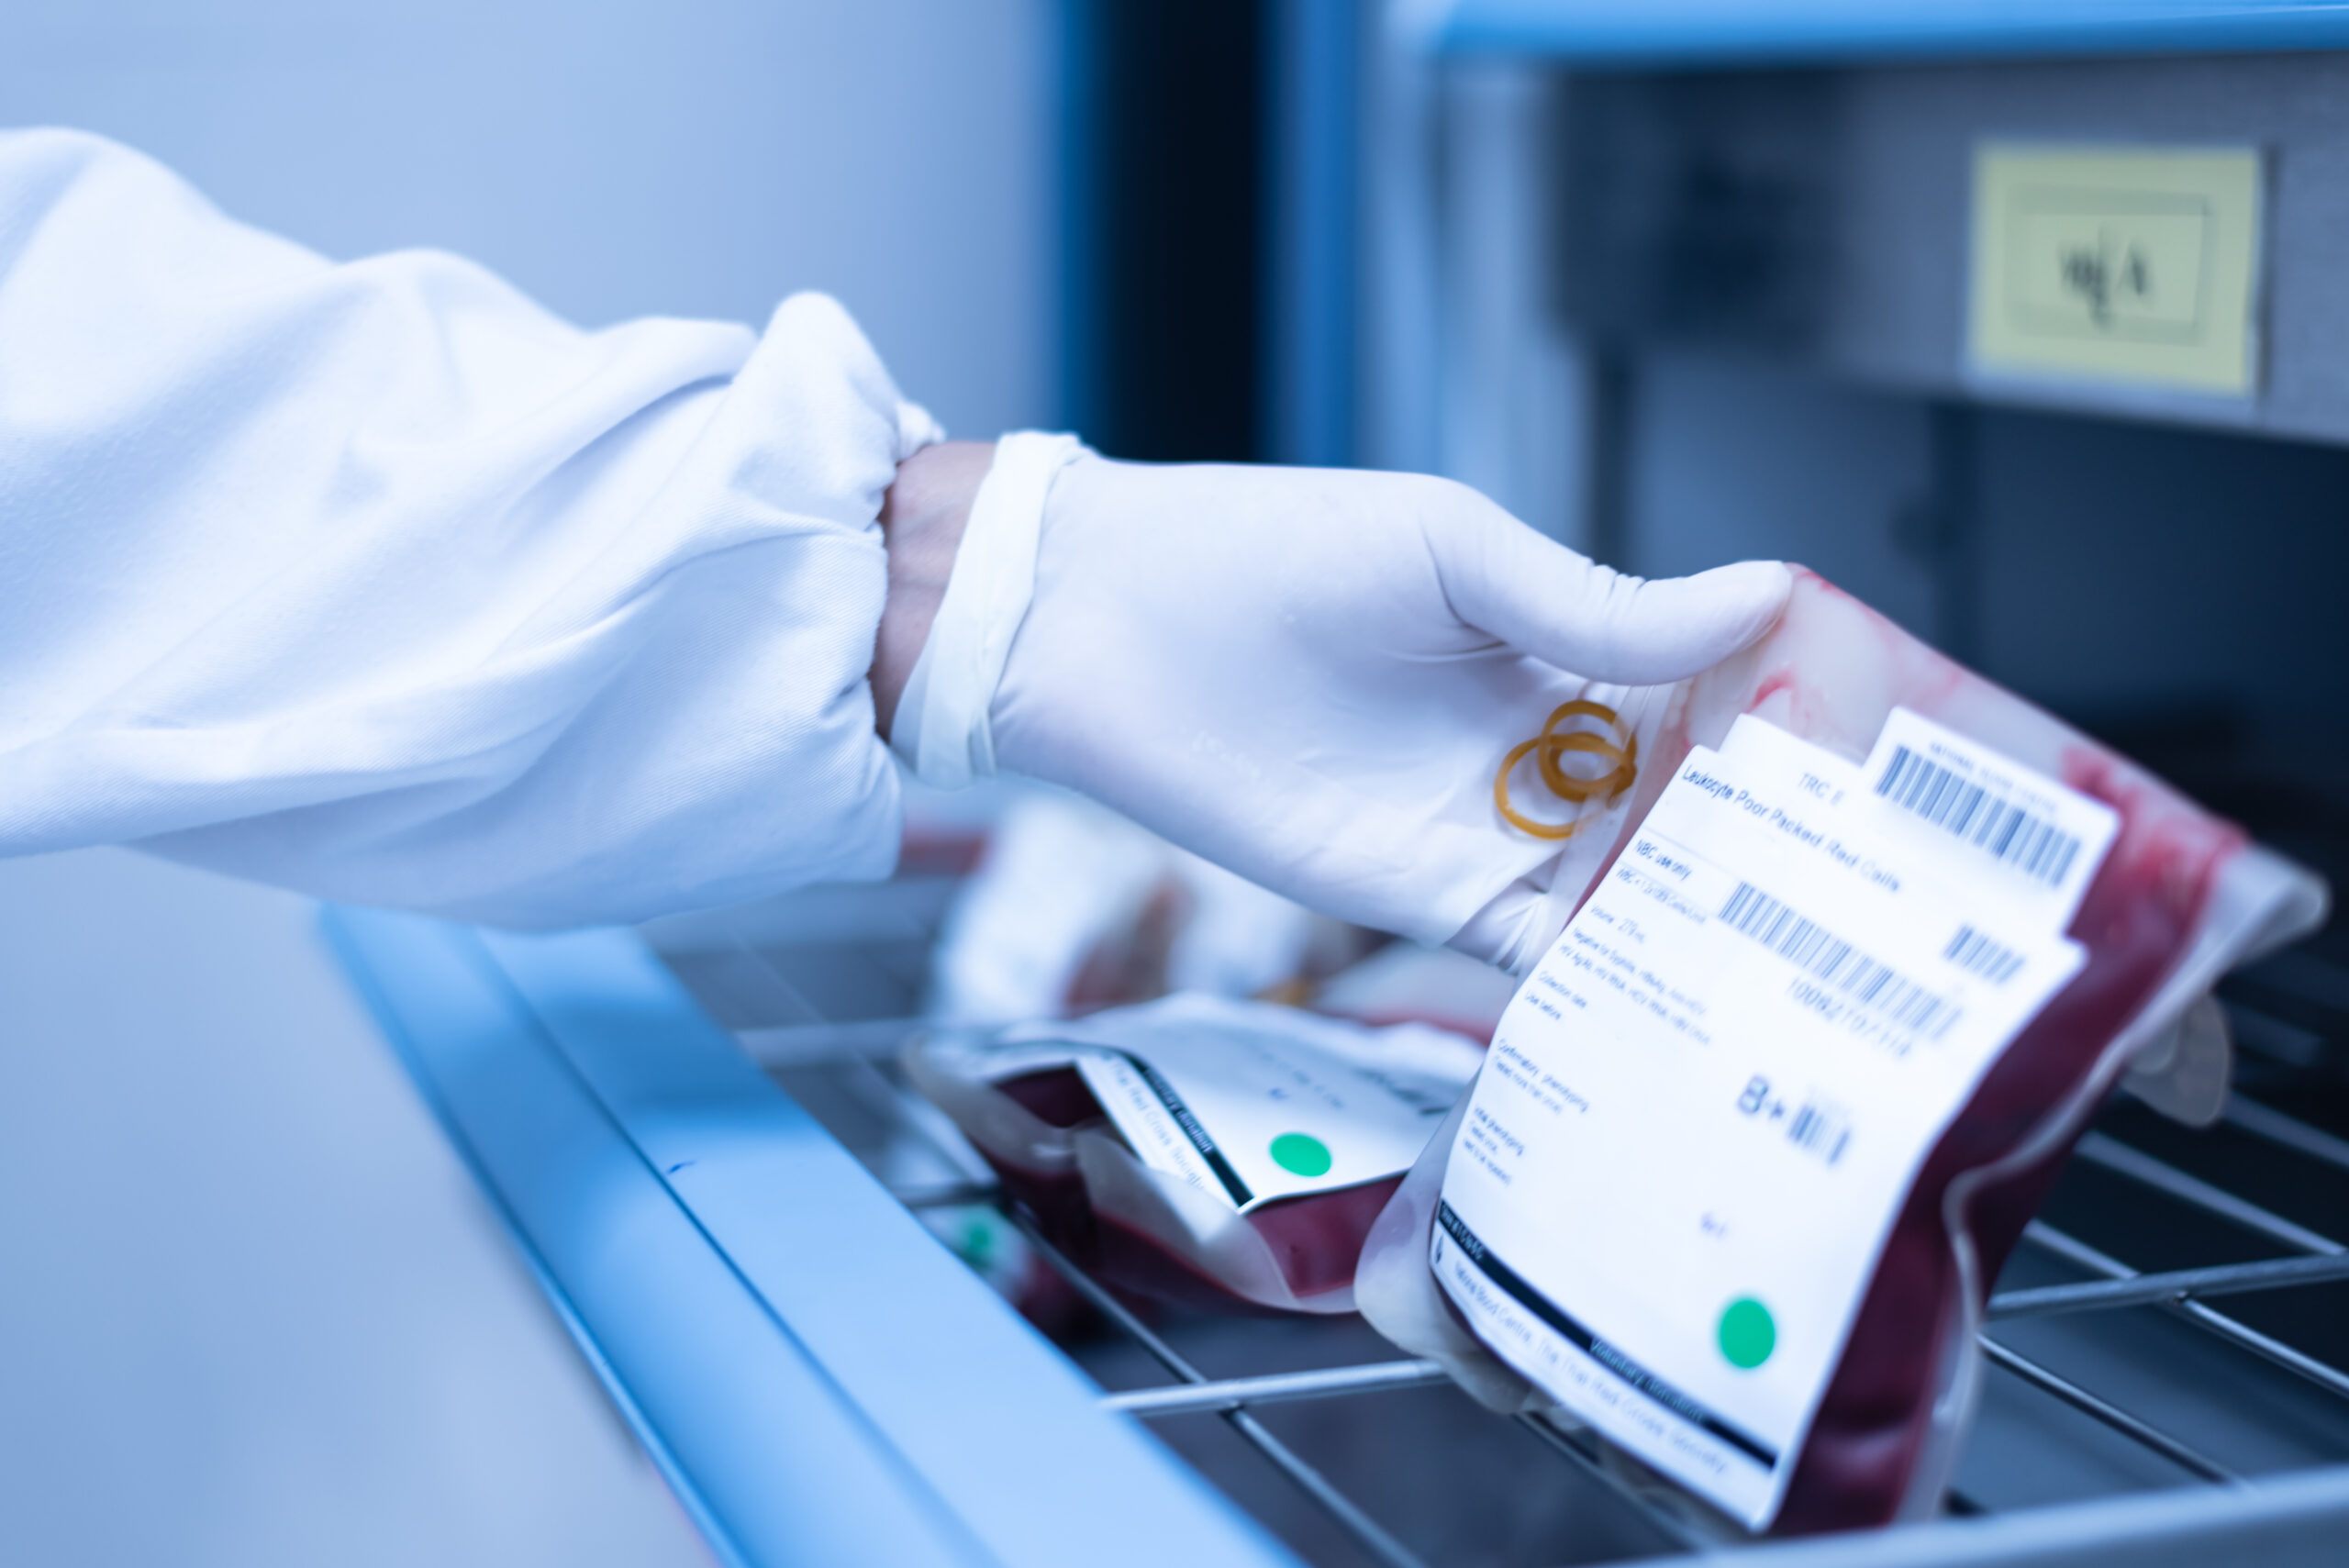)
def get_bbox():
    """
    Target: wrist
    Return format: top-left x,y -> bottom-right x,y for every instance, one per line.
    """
873,439 -> 994,740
